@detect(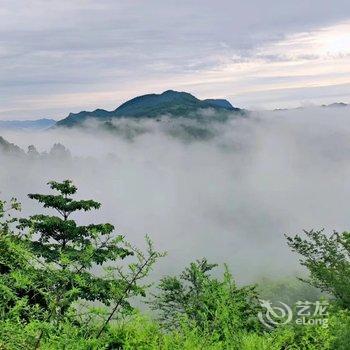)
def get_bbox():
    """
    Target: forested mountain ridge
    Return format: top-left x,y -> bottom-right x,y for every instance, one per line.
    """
55,90 -> 243,128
